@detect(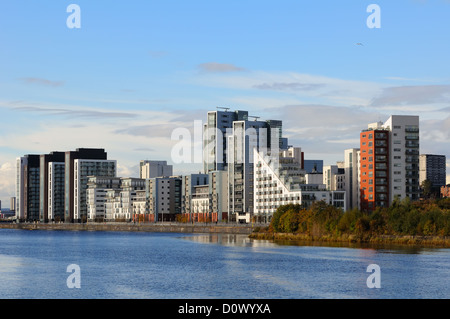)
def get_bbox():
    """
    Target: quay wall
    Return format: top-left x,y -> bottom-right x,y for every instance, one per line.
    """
0,222 -> 254,235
